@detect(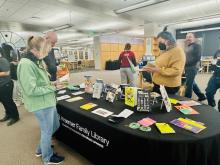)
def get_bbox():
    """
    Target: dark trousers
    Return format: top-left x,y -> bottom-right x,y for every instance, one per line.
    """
153,83 -> 180,95
185,67 -> 204,98
205,76 -> 220,108
0,80 -> 19,119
